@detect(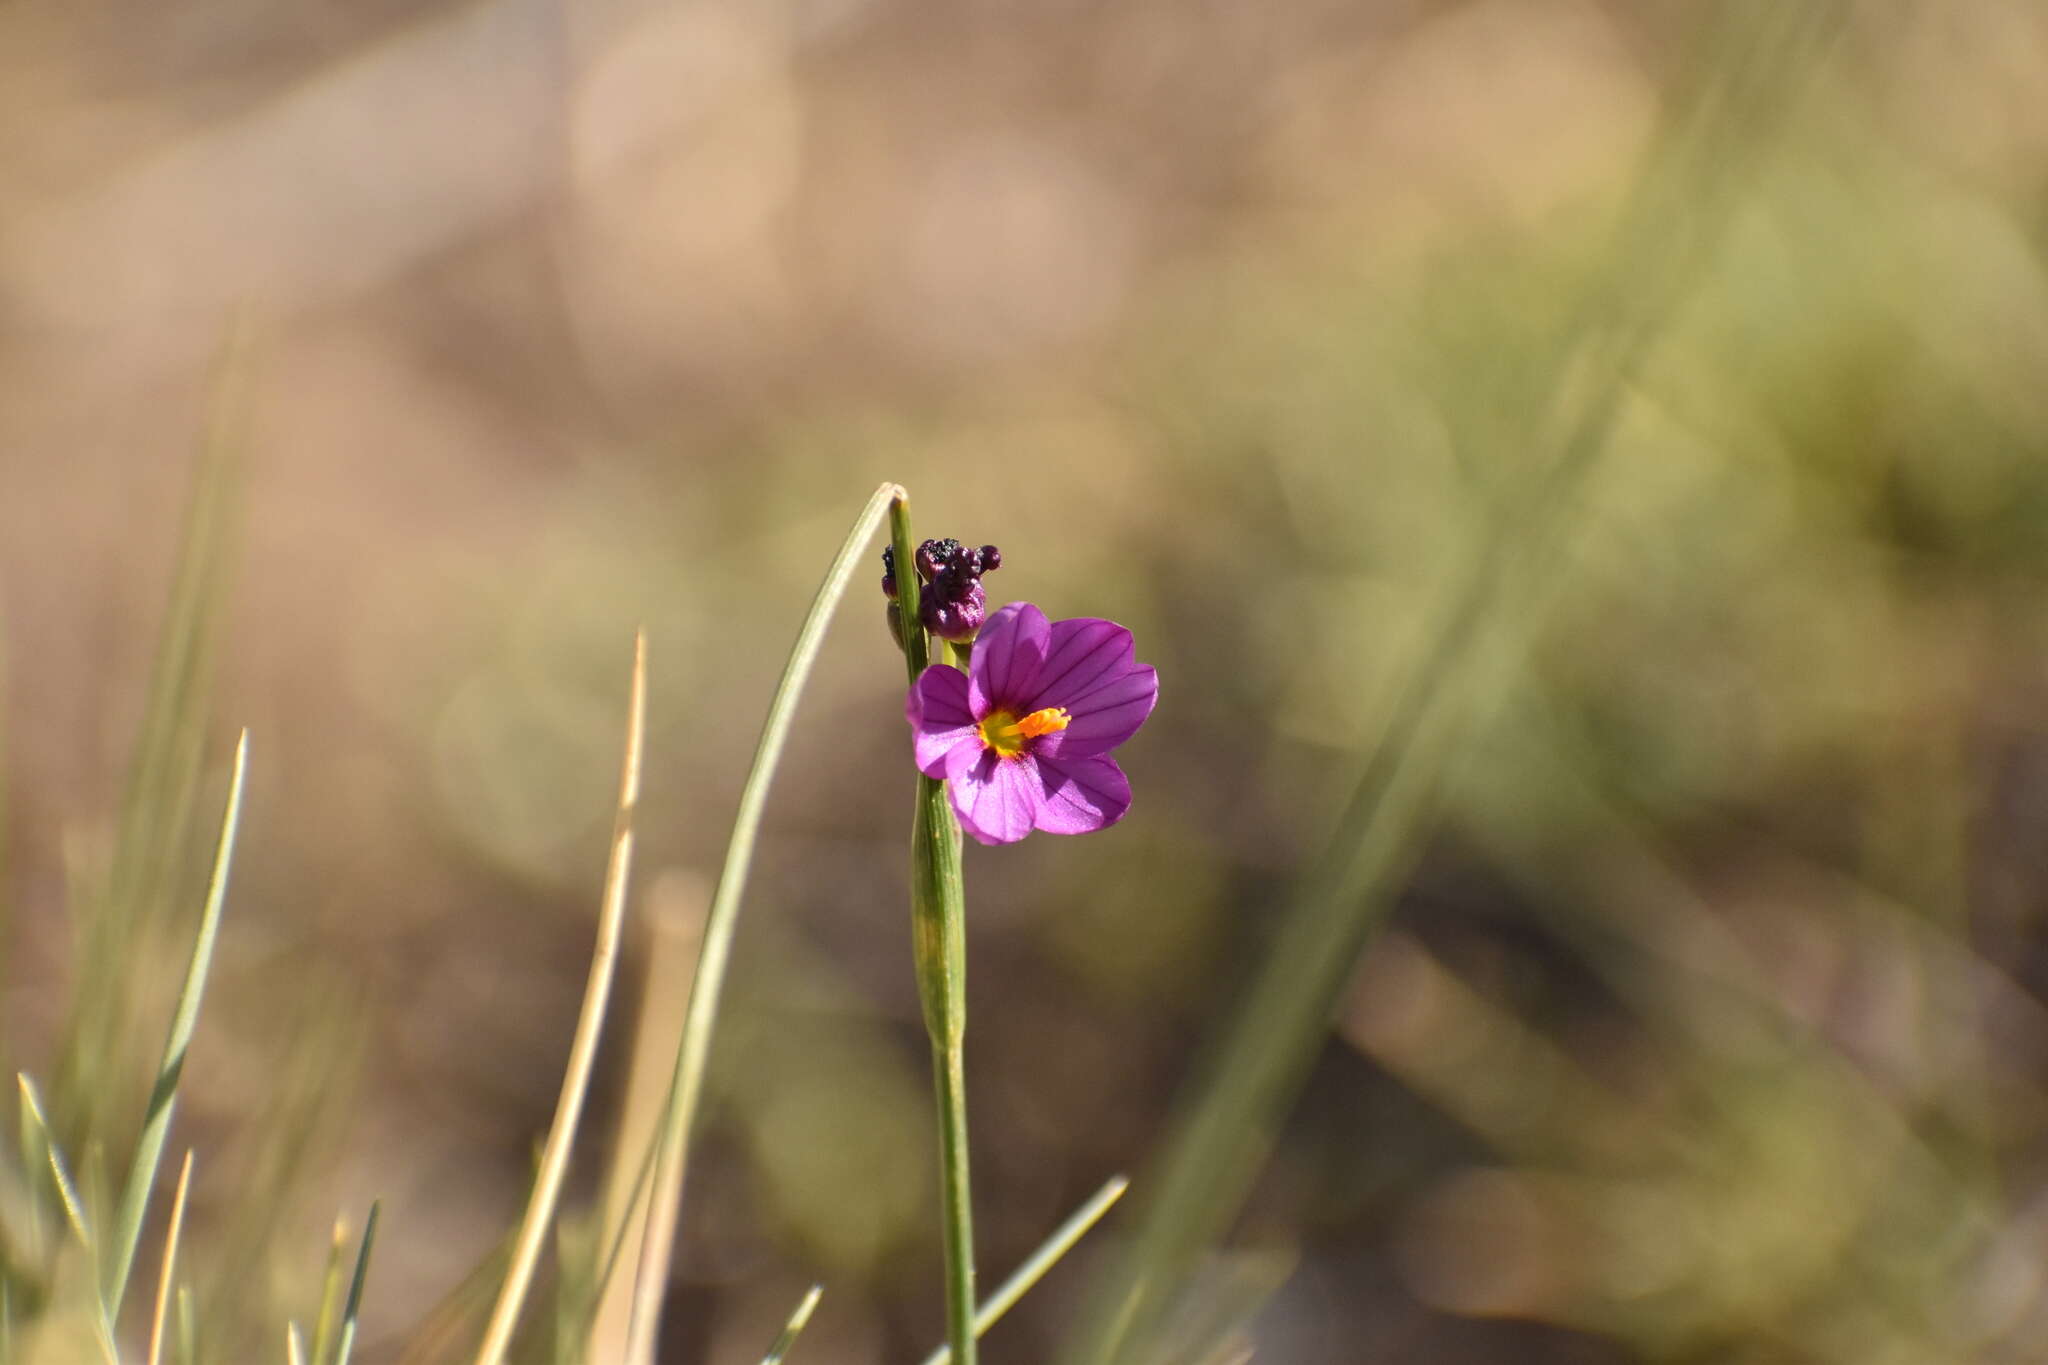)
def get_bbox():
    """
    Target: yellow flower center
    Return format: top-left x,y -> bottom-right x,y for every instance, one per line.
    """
978,706 -> 1071,758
